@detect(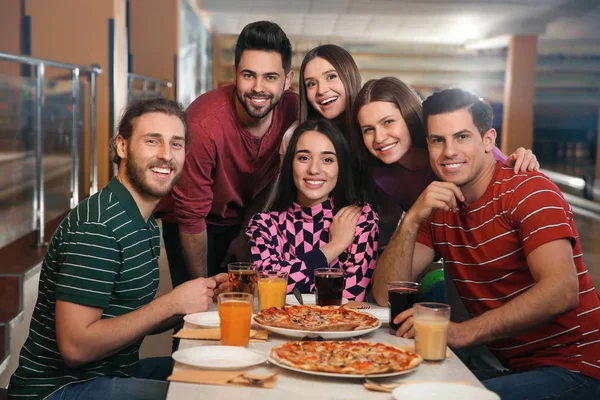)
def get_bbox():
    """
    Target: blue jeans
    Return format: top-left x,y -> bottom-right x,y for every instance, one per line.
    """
474,366 -> 600,399
47,357 -> 173,400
